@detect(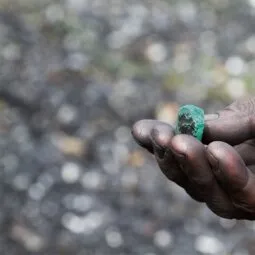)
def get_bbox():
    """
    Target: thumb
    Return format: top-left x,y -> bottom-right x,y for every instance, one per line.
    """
203,97 -> 255,145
